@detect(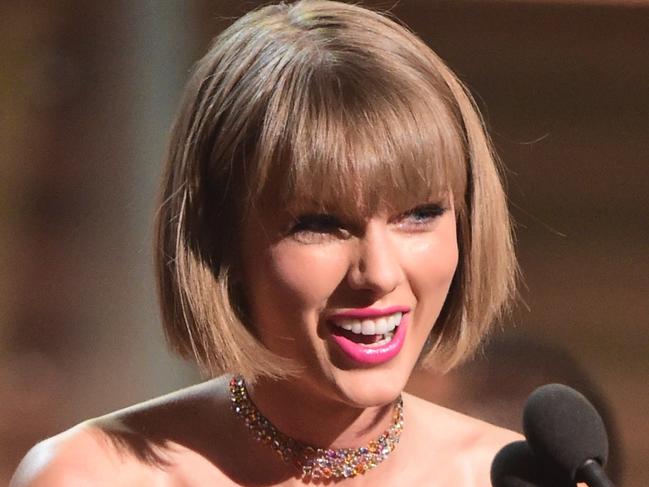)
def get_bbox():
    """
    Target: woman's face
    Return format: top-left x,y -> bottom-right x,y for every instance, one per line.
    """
239,194 -> 458,407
